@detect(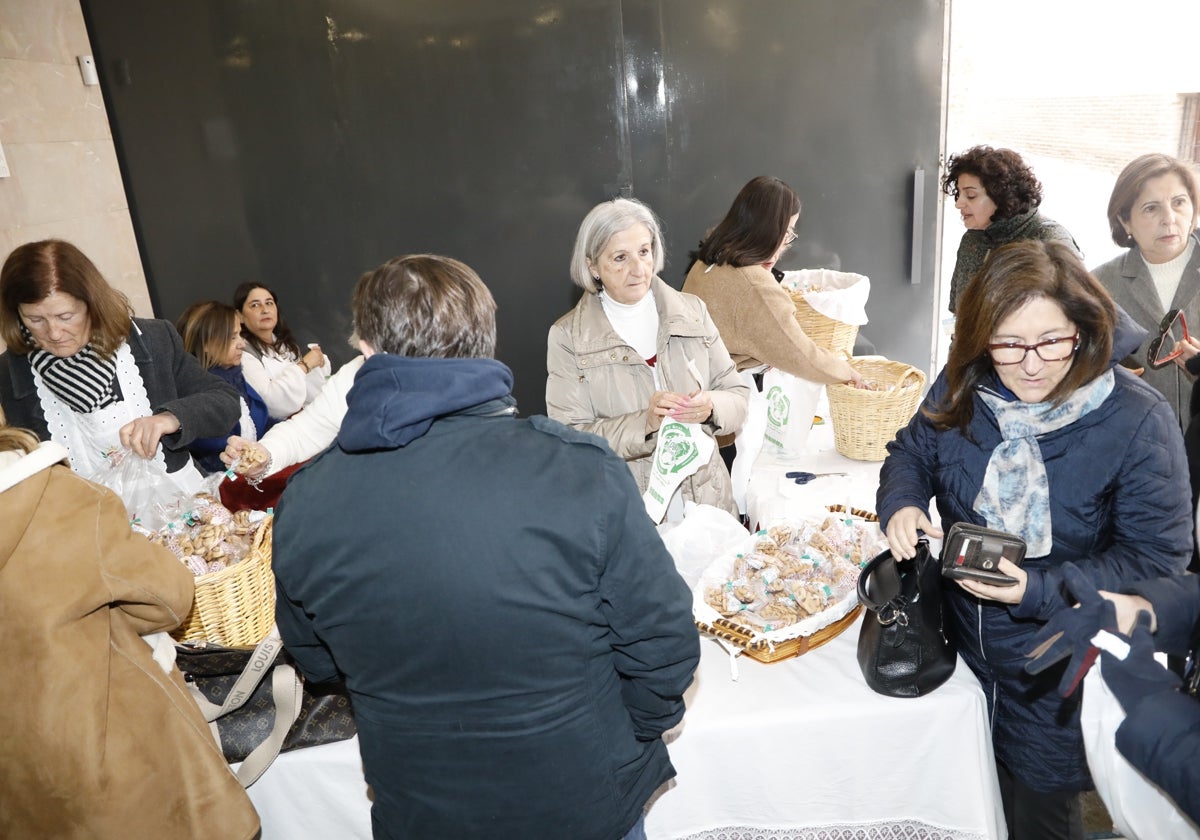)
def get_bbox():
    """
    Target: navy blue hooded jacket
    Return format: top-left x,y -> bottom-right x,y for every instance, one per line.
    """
272,355 -> 700,839
878,312 -> 1192,793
